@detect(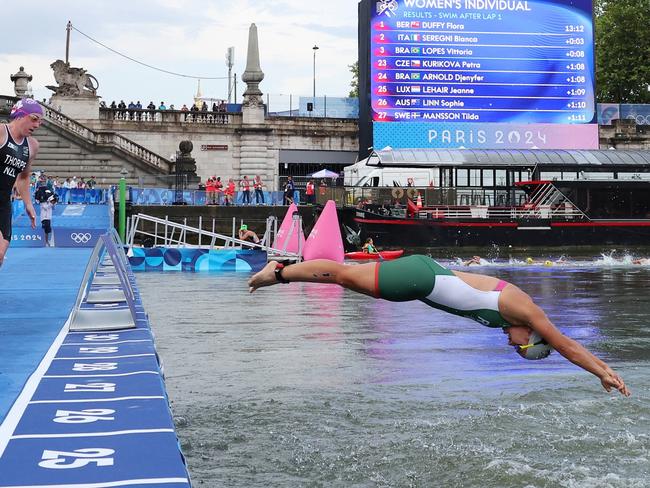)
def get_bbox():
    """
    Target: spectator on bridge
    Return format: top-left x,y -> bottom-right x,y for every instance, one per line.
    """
109,100 -> 117,109
201,101 -> 208,111
224,178 -> 235,206
284,176 -> 295,205
100,101 -> 107,109
117,100 -> 127,119
127,101 -> 136,120
147,101 -> 155,110
180,104 -> 189,120
158,101 -> 167,110
212,102 -> 218,112
190,103 -> 199,122
206,177 -> 216,205
240,175 -> 251,205
253,175 -> 265,205
305,179 -> 315,205
135,101 -> 142,109
214,176 -> 223,204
